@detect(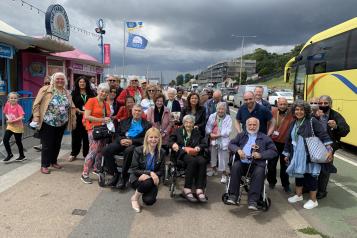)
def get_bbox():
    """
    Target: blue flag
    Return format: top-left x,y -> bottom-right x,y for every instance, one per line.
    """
127,33 -> 148,49
126,21 -> 143,31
